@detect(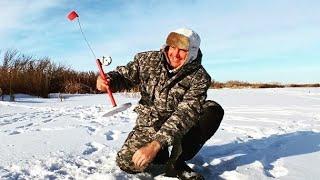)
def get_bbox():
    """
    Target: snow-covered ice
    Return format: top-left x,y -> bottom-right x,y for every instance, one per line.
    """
0,88 -> 319,179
